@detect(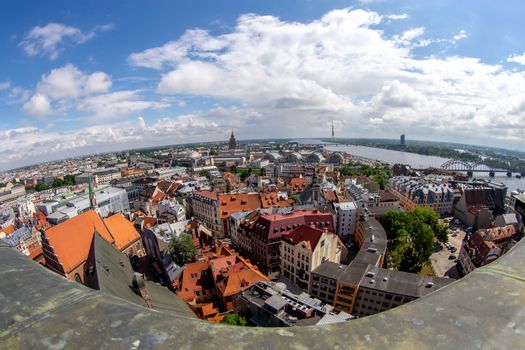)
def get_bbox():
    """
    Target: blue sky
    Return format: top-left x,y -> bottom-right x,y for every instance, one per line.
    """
1,0 -> 525,170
